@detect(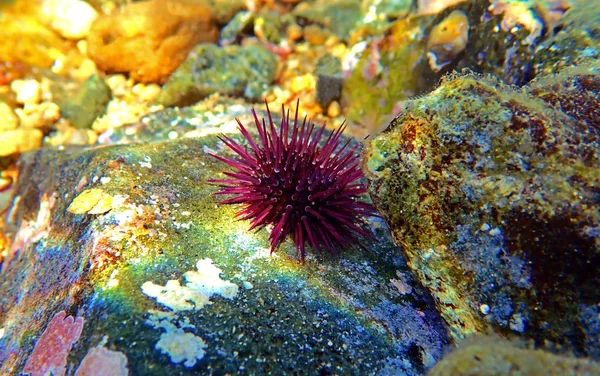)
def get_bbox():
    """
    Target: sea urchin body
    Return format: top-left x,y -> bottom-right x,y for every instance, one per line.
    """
209,102 -> 378,262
